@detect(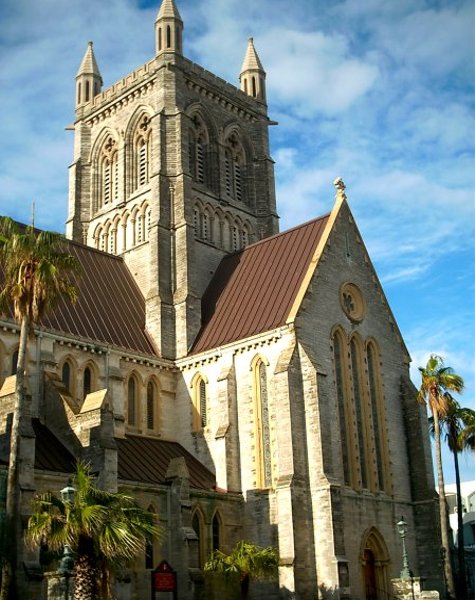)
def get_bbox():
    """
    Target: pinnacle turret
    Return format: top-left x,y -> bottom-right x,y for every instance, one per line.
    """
76,41 -> 103,108
240,38 -> 266,103
155,0 -> 184,56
